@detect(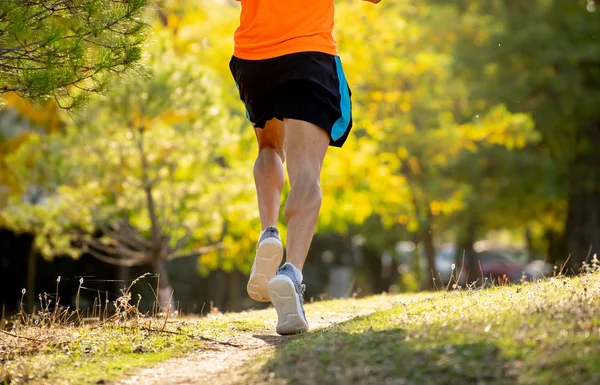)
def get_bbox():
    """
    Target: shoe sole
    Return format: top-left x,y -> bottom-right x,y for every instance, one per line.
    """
247,238 -> 283,302
268,275 -> 309,335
